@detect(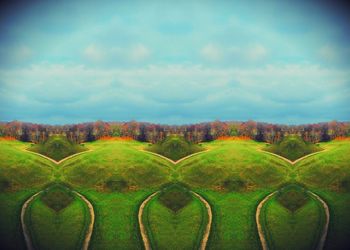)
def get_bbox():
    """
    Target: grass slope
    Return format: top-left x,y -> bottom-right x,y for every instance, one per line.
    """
78,189 -> 151,249
0,140 -> 55,249
0,140 -> 55,190
178,140 -> 290,189
147,135 -> 204,161
260,192 -> 324,250
28,135 -> 87,161
265,135 -> 322,161
177,139 -> 291,249
295,140 -> 350,249
59,140 -> 174,249
61,140 -> 173,189
25,192 -> 89,250
143,192 -> 206,250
